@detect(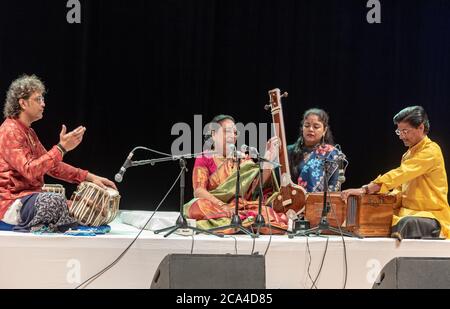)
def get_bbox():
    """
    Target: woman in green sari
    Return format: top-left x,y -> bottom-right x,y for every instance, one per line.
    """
183,115 -> 288,234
